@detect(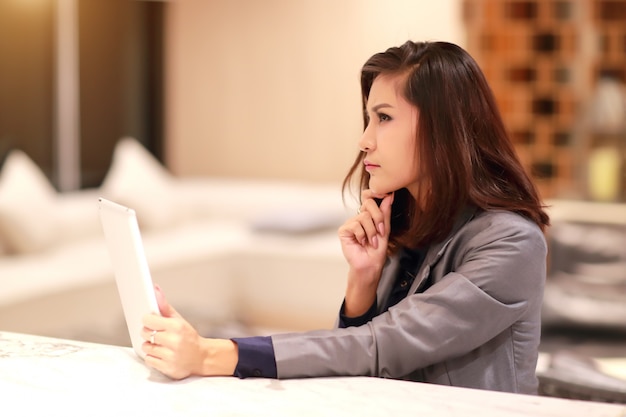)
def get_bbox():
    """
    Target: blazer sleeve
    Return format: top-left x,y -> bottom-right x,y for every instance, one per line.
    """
271,212 -> 547,379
